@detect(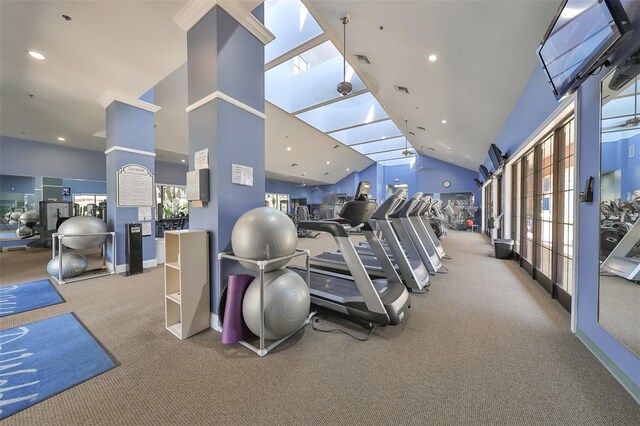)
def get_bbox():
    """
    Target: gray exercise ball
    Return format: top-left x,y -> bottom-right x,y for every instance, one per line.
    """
47,253 -> 88,279
231,207 -> 297,272
16,226 -> 33,237
19,211 -> 39,224
57,216 -> 108,249
242,269 -> 310,340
